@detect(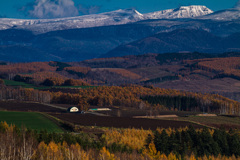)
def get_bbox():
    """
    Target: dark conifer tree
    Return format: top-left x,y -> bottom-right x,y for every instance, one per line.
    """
213,129 -> 230,156
154,129 -> 169,155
